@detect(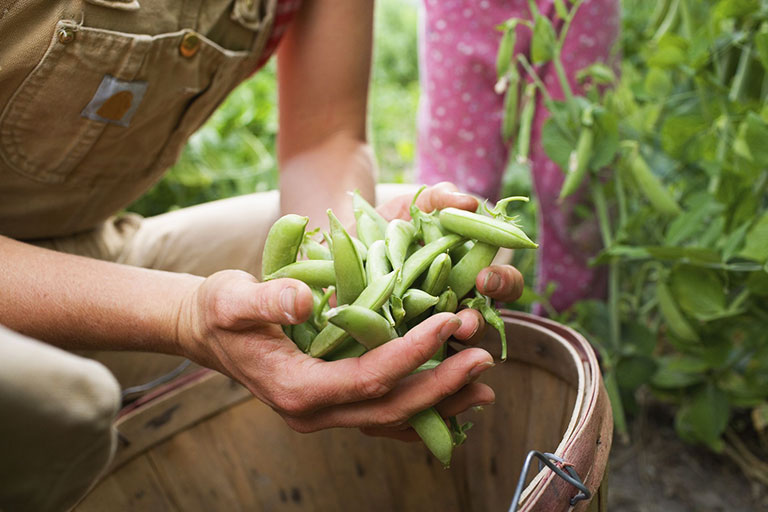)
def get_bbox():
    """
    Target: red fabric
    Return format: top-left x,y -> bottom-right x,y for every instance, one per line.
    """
253,0 -> 303,72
